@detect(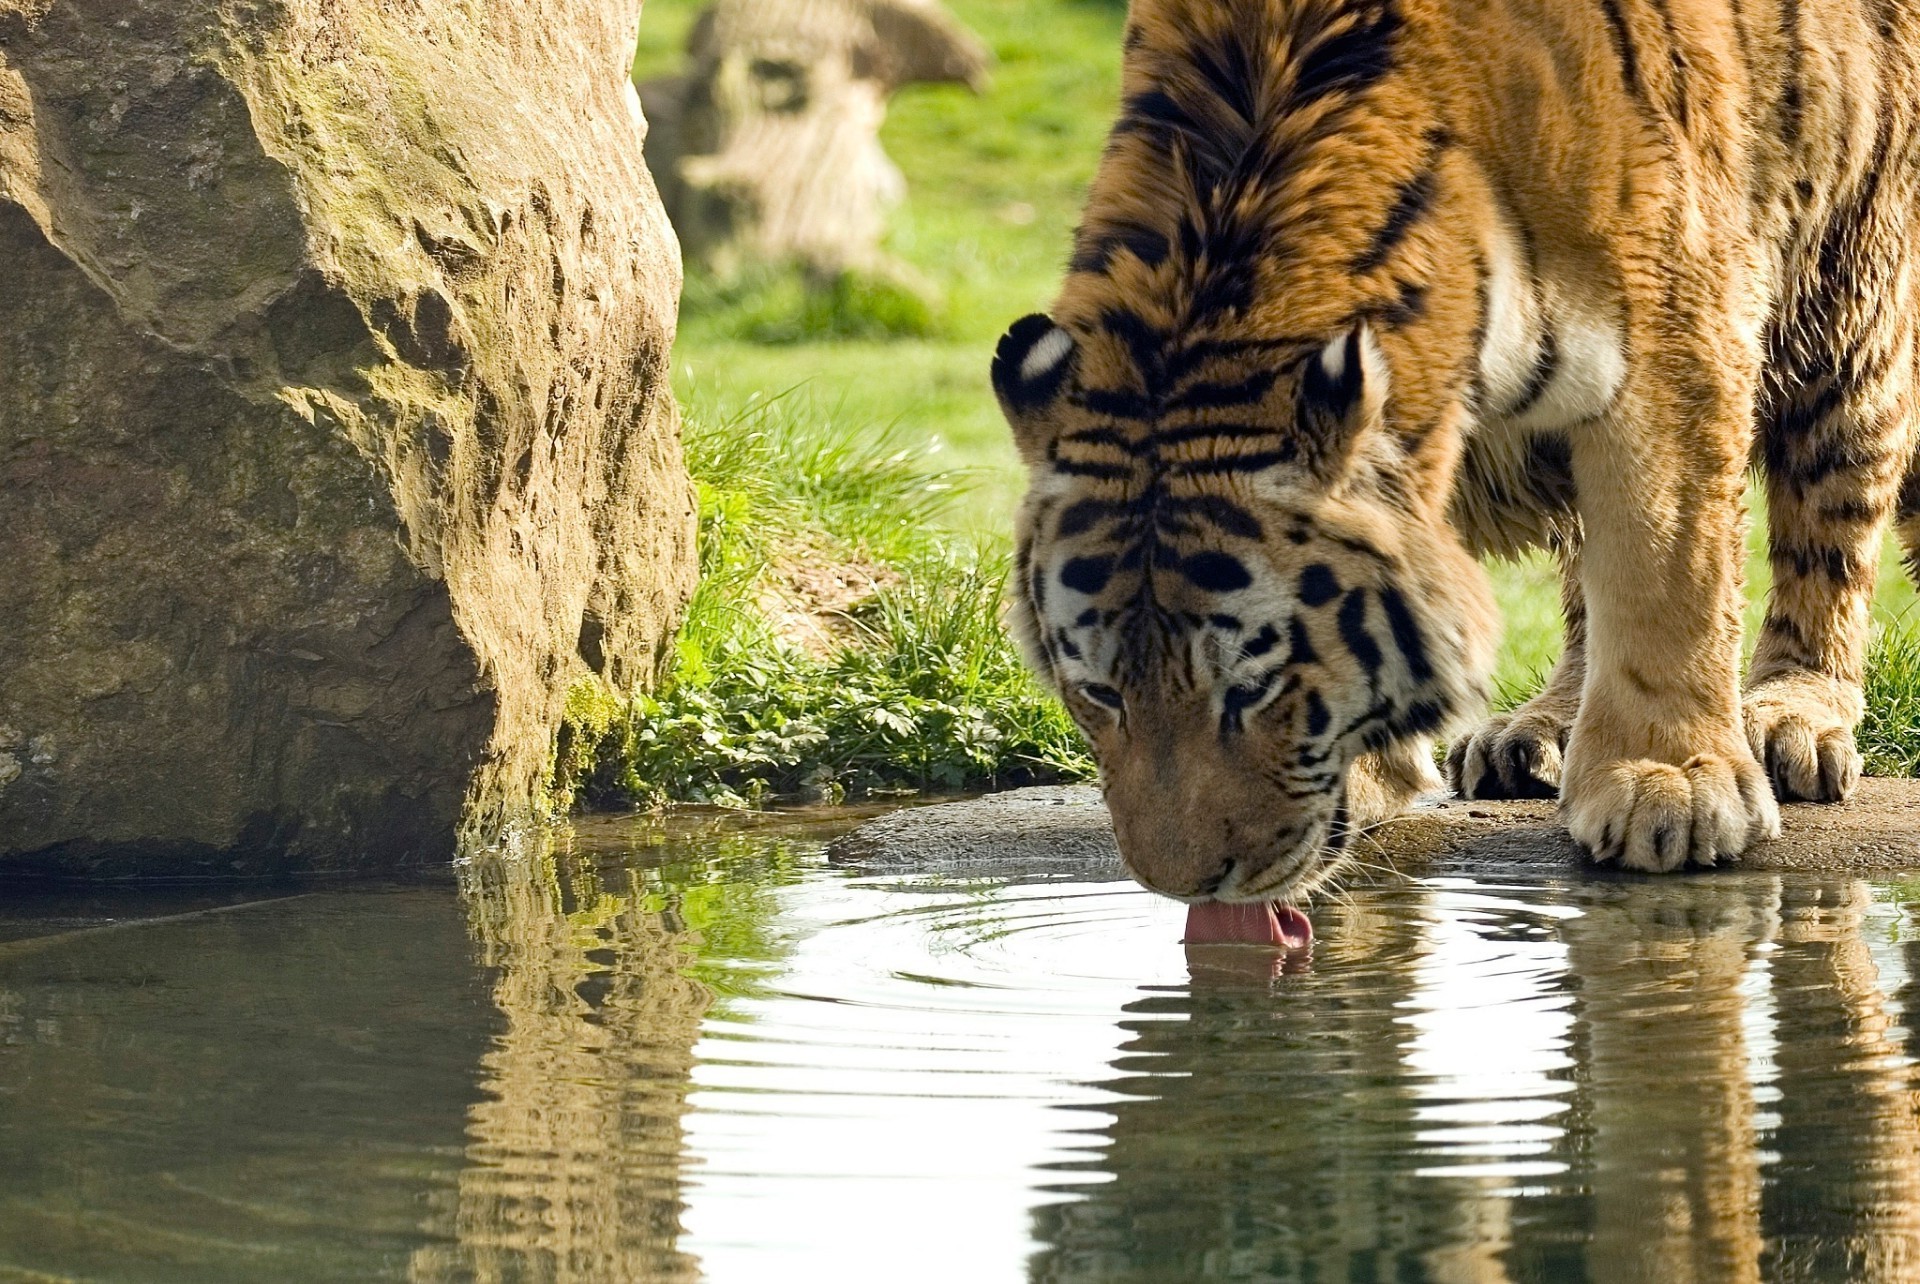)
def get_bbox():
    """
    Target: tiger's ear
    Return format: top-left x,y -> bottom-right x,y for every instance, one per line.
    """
1297,323 -> 1390,480
992,314 -> 1076,463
